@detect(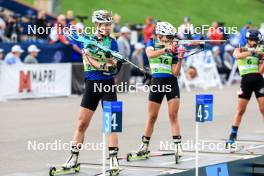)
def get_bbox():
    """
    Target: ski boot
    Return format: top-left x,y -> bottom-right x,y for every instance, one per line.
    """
226,133 -> 238,152
109,149 -> 120,176
127,136 -> 150,161
49,146 -> 80,176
